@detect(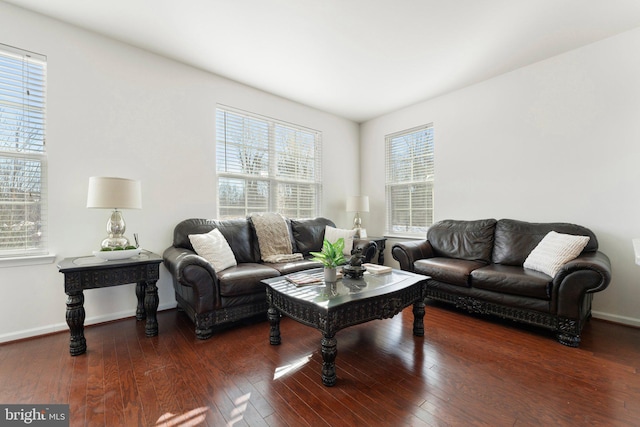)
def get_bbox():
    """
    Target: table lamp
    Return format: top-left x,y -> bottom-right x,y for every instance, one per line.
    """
87,177 -> 142,249
347,195 -> 369,238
